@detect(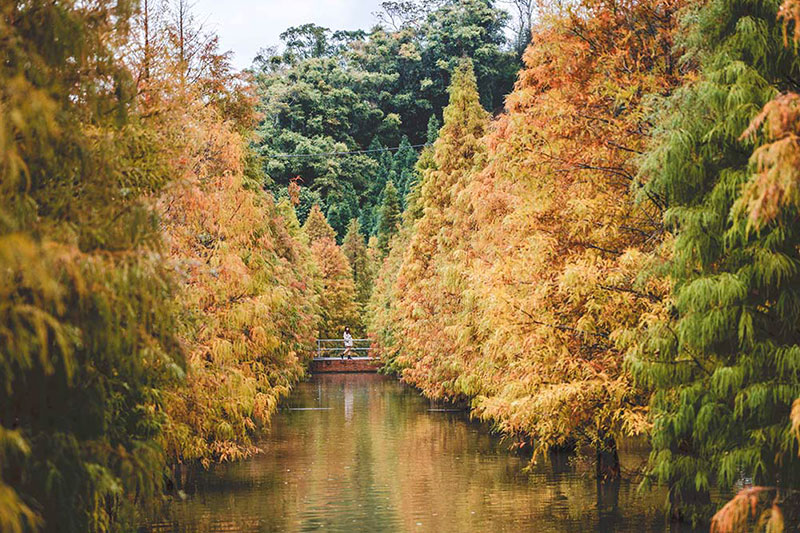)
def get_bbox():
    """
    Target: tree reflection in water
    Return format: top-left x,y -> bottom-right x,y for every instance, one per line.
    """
144,374 -> 702,533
